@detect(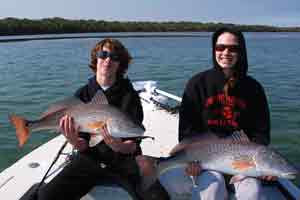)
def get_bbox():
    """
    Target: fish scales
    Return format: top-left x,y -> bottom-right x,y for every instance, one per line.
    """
154,138 -> 298,180
9,91 -> 146,147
